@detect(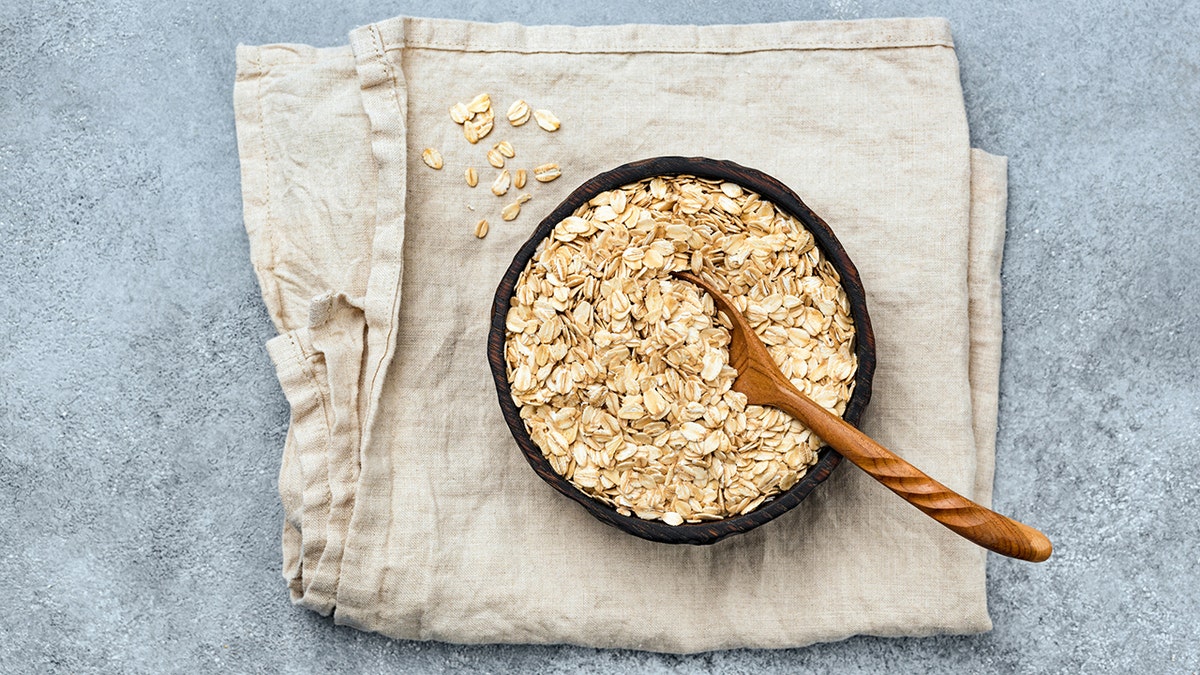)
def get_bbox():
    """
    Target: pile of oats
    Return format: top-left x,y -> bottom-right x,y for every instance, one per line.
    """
504,175 -> 857,525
